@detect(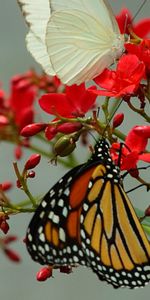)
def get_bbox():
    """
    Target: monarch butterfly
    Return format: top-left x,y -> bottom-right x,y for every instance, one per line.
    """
26,139 -> 150,289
